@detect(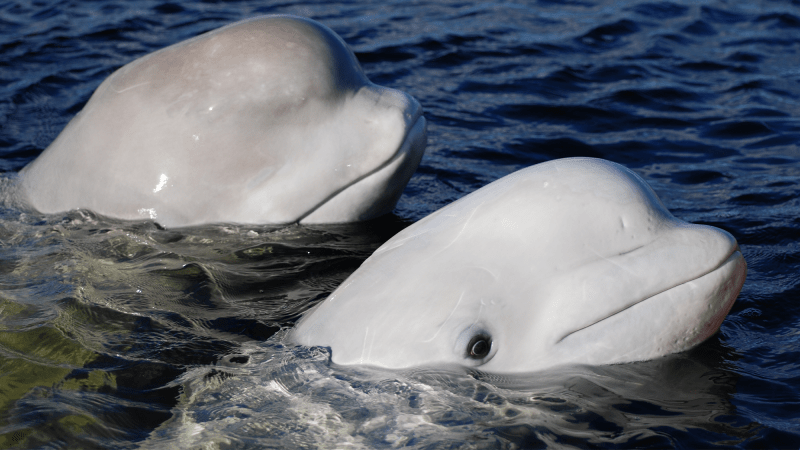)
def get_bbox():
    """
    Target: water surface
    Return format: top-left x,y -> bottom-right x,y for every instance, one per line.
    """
1,0 -> 799,448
